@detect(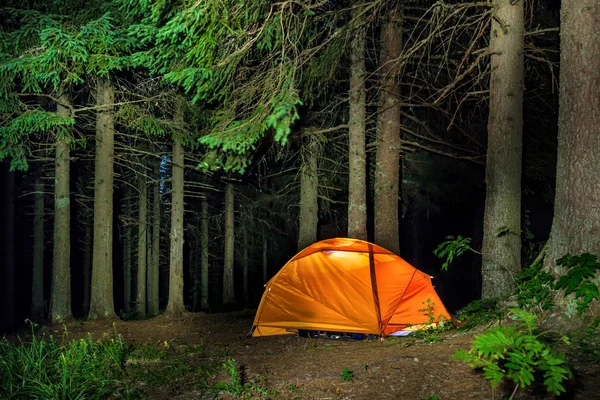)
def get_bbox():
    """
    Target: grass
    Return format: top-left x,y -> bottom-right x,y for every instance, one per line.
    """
0,325 -> 129,399
0,324 -> 276,400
